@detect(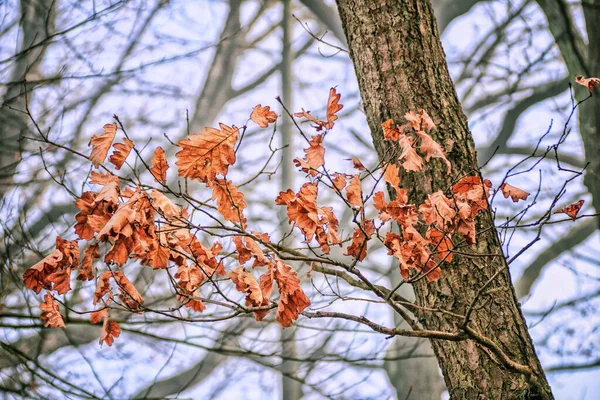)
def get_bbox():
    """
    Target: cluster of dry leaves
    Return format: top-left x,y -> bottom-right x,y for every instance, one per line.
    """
23,86 -> 586,347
